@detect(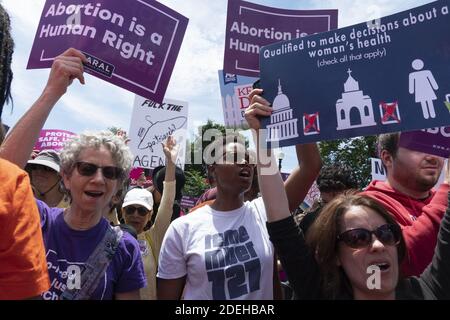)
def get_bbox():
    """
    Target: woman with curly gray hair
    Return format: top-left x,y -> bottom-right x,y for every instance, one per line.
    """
0,48 -> 146,300
35,131 -> 146,300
